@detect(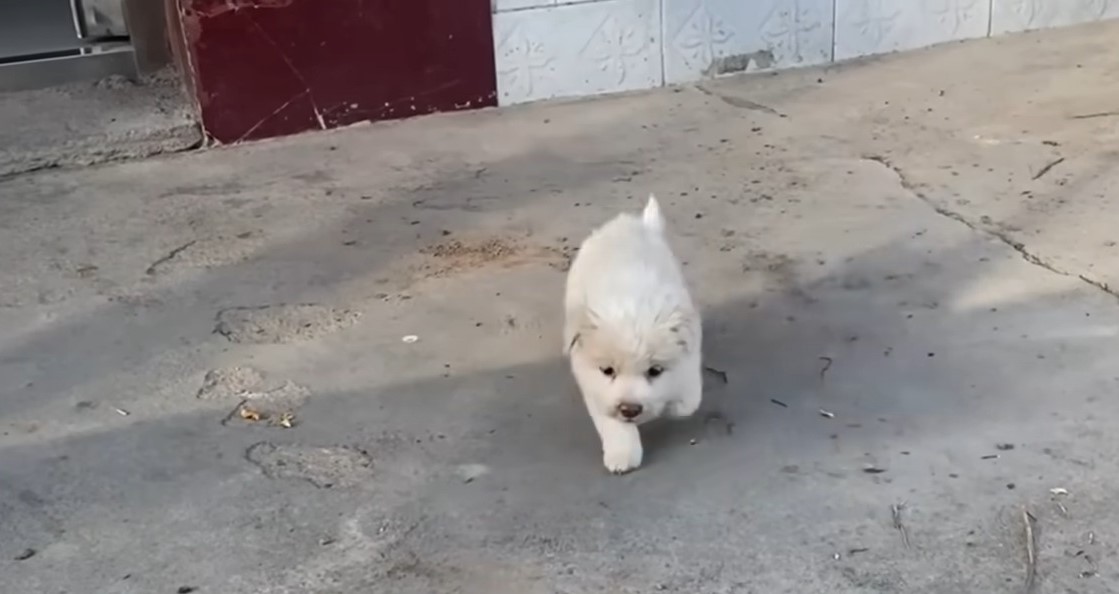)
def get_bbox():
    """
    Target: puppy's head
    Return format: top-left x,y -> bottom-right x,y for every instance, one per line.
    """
570,307 -> 697,424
